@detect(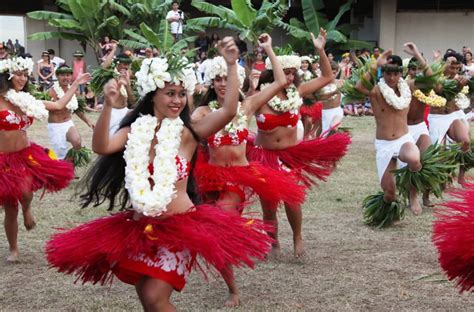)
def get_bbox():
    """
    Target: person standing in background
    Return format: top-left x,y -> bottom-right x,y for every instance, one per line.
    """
166,1 -> 184,42
72,50 -> 87,95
